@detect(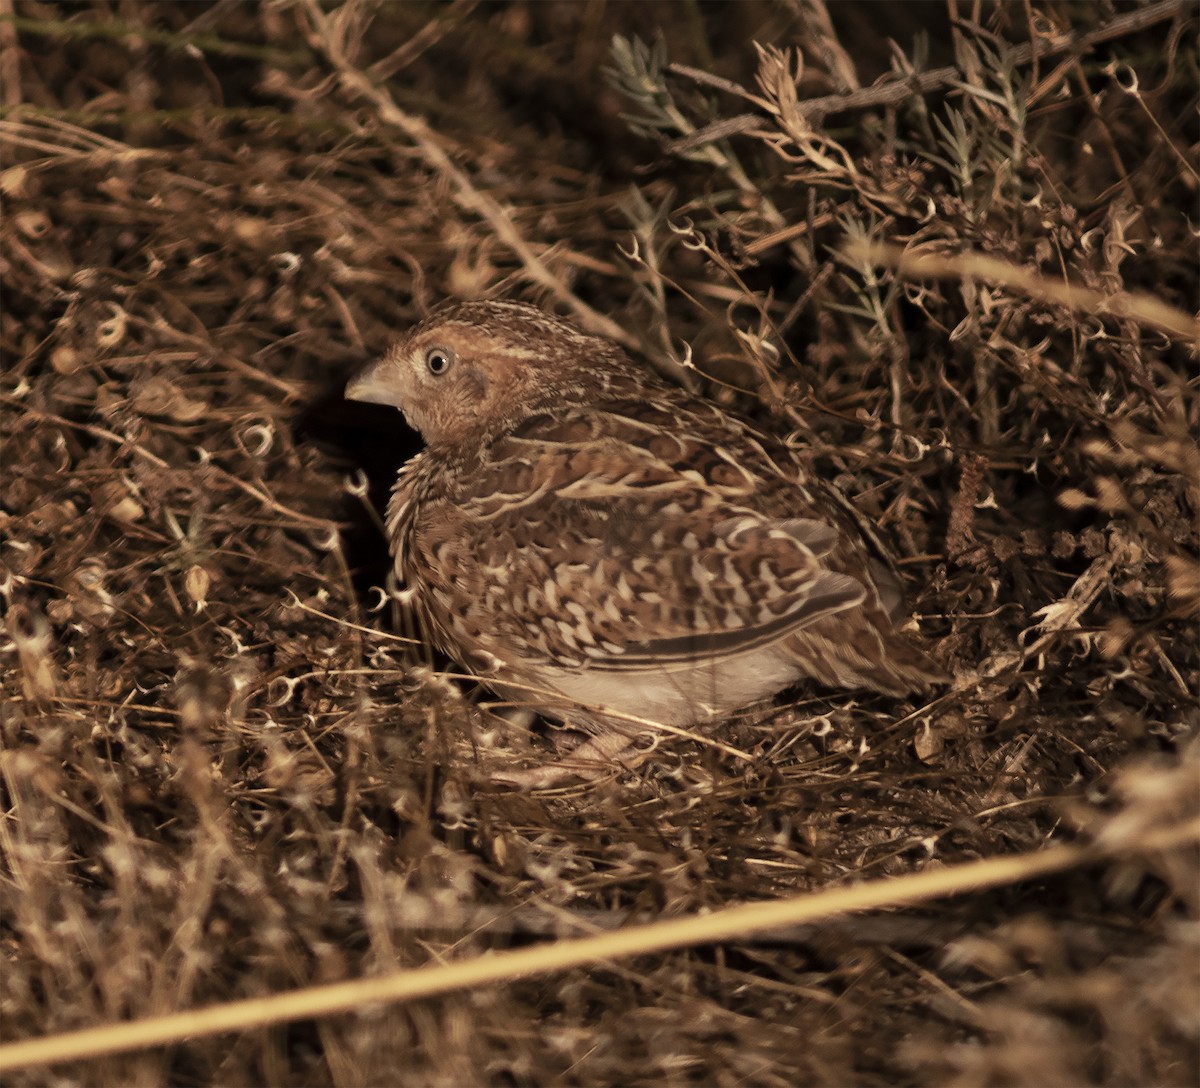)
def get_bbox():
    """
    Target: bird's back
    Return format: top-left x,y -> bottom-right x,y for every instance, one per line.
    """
388,386 -> 943,721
